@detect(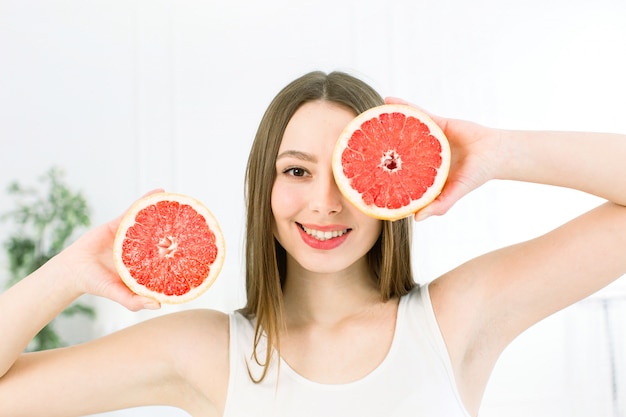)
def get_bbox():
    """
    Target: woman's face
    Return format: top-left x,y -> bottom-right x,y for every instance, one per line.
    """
271,100 -> 382,276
